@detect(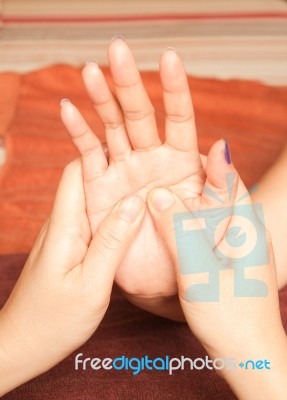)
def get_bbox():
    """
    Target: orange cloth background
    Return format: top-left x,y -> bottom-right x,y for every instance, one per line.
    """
0,65 -> 286,254
0,65 -> 287,400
